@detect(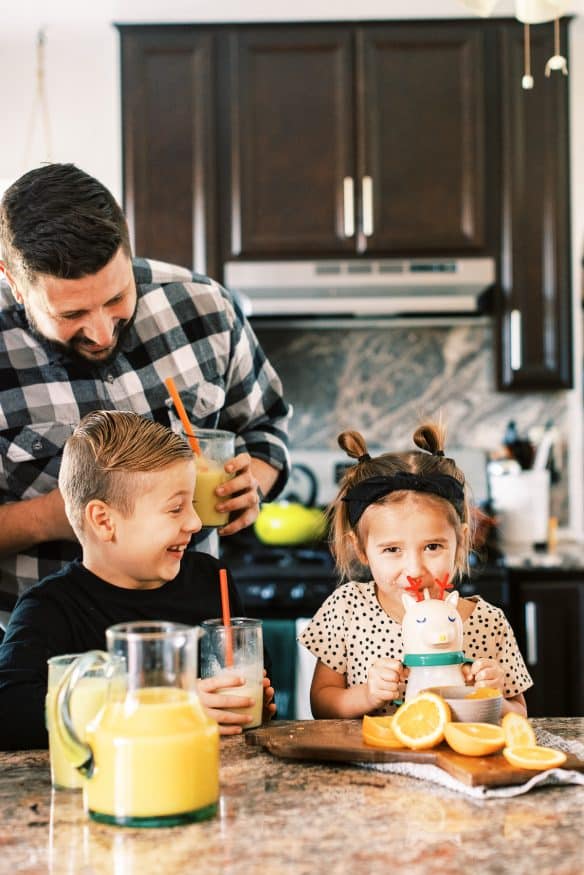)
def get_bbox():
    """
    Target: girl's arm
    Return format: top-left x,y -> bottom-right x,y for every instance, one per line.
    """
501,692 -> 528,717
310,658 -> 404,719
